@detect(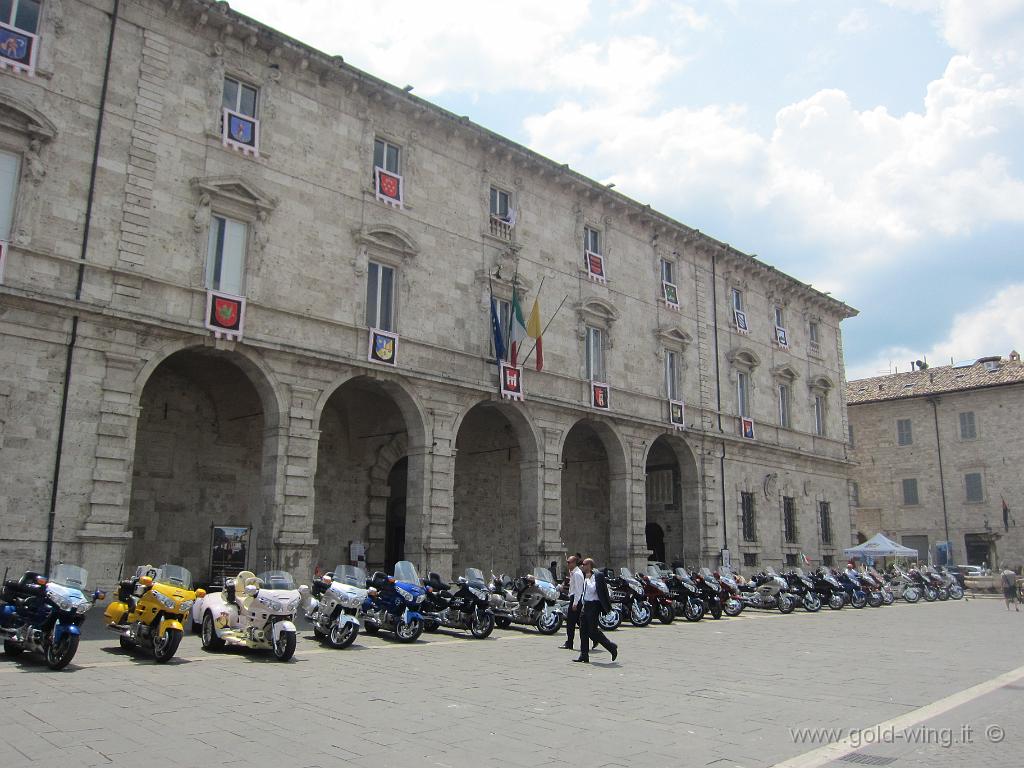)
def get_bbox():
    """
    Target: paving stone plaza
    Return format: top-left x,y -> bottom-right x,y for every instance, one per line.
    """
1,598 -> 1019,768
